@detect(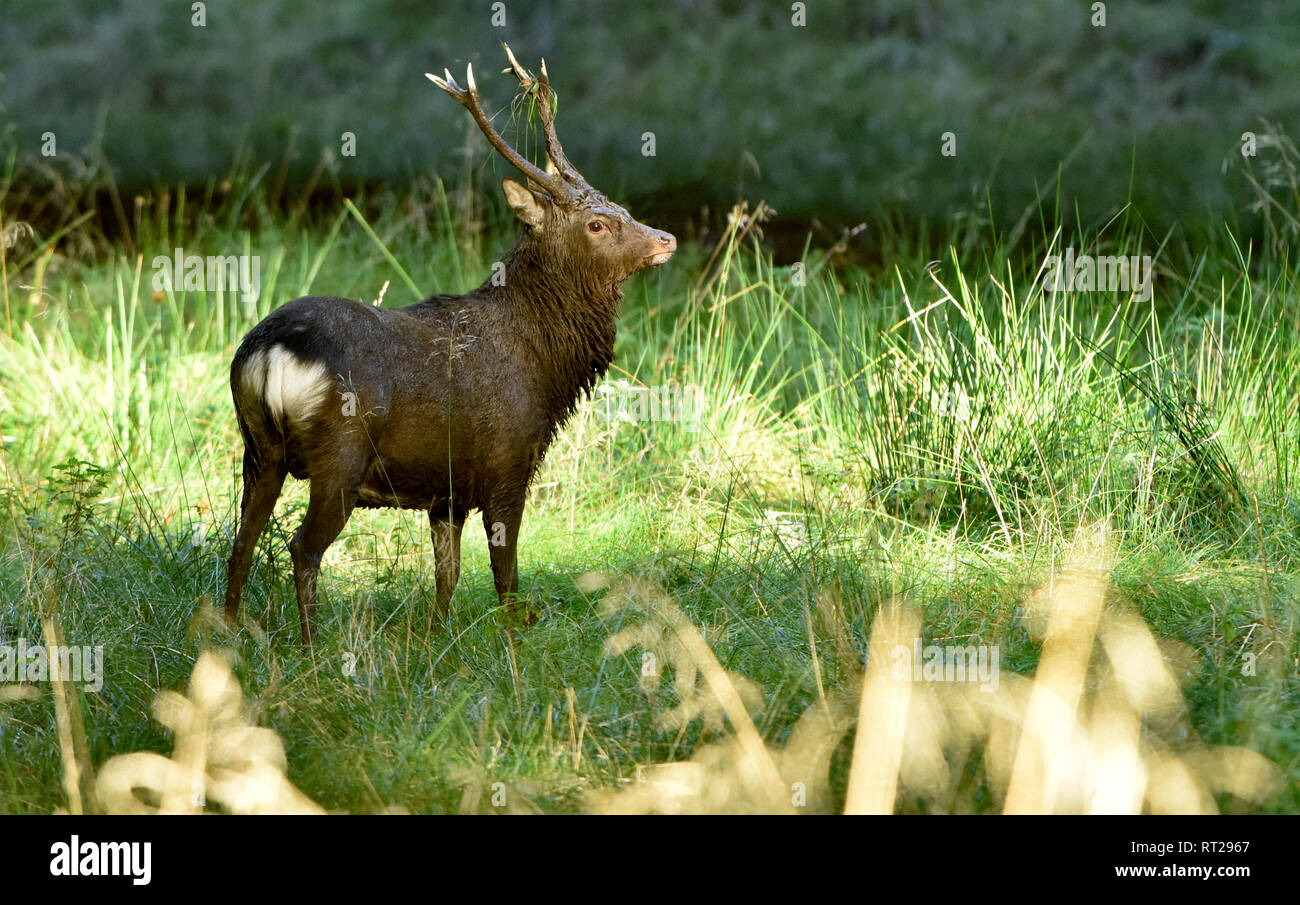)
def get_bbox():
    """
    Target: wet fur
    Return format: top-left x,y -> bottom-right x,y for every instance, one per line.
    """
224,187 -> 673,645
